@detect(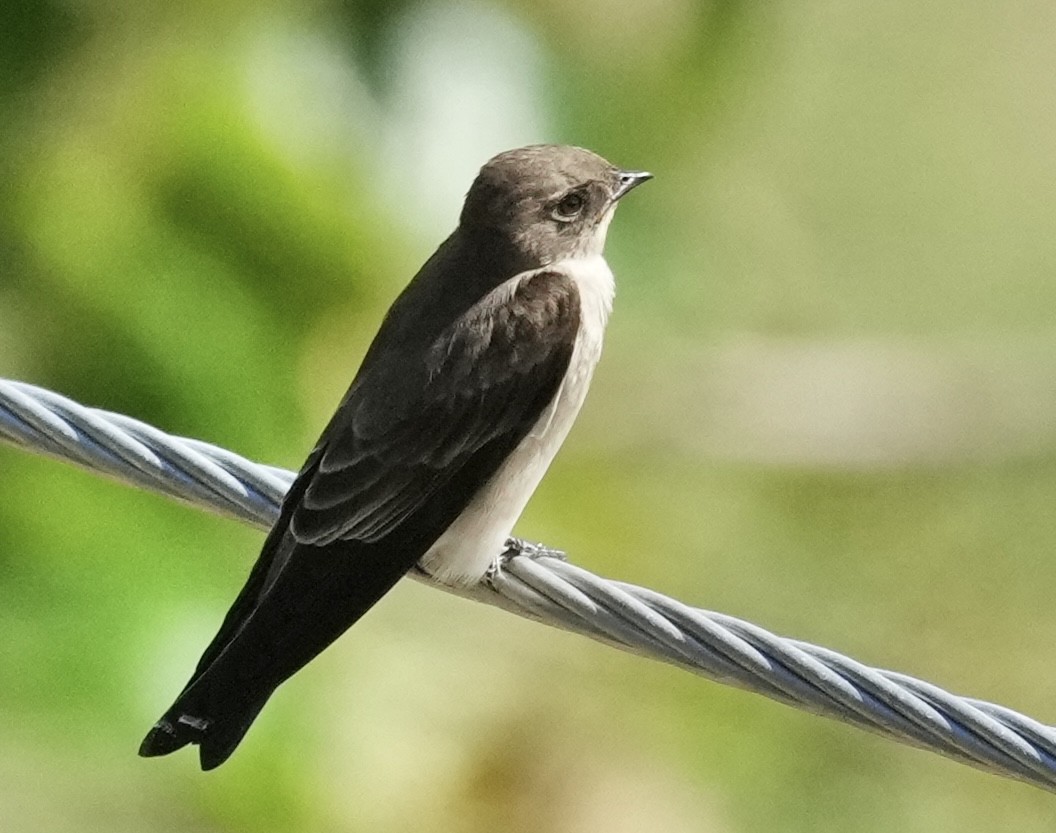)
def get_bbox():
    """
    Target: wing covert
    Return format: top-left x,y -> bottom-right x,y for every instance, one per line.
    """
290,267 -> 581,546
